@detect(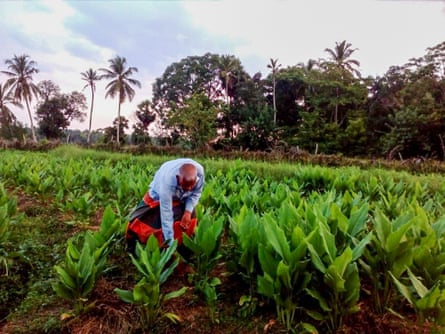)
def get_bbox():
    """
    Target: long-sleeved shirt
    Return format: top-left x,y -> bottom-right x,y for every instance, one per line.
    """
148,158 -> 205,244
